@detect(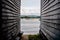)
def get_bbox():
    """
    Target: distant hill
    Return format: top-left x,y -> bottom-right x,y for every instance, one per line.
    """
20,15 -> 40,18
